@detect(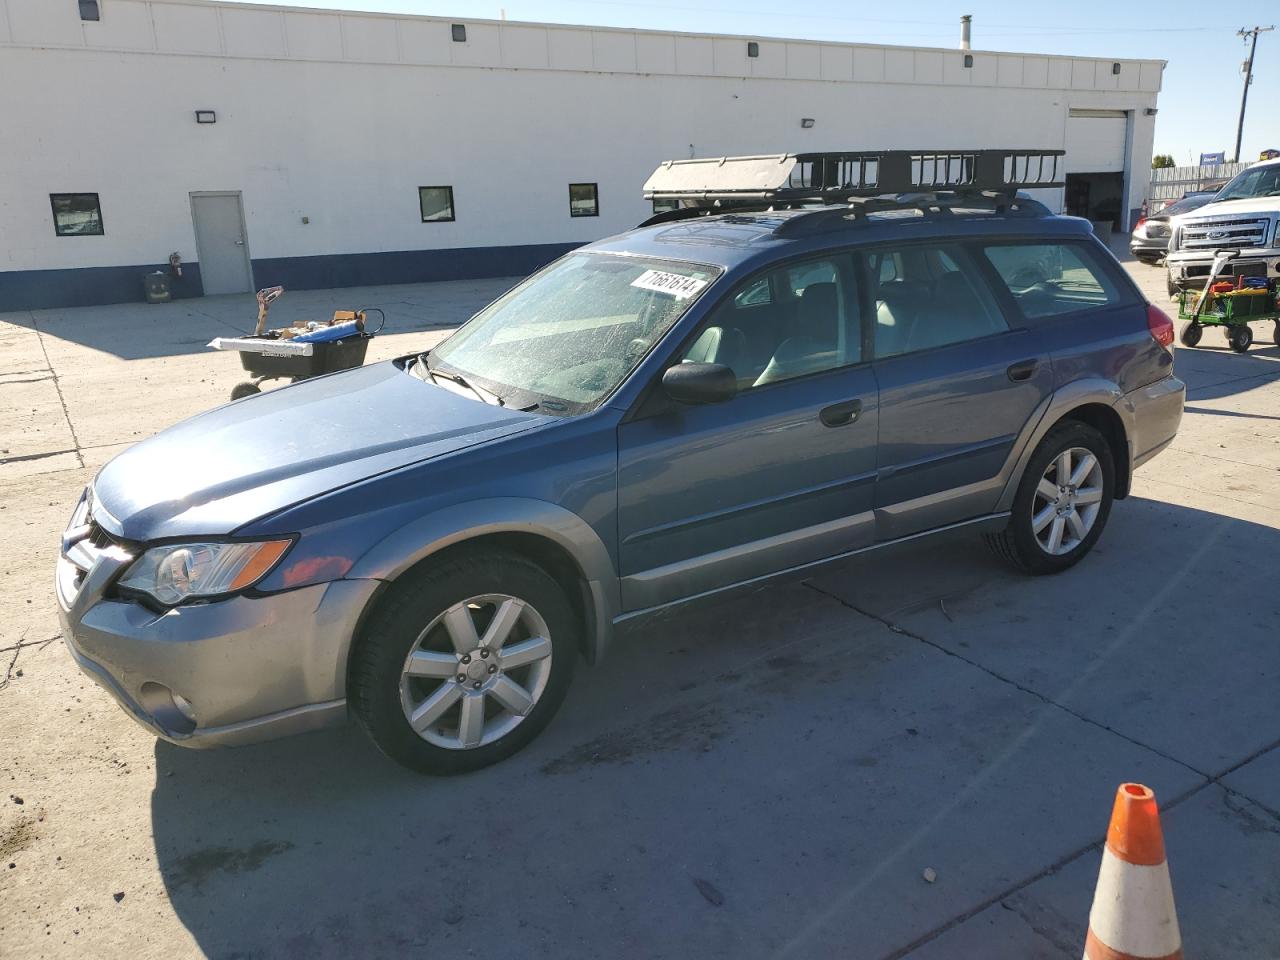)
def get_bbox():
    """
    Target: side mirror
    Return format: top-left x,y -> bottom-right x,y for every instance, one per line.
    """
662,362 -> 737,404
